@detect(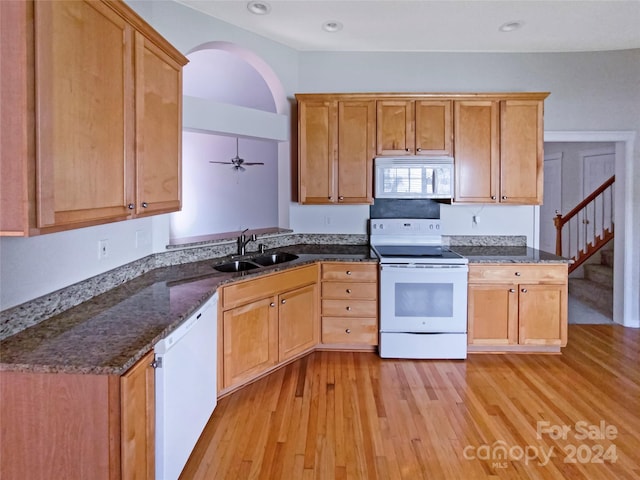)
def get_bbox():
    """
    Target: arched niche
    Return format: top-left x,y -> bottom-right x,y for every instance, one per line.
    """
170,42 -> 288,242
